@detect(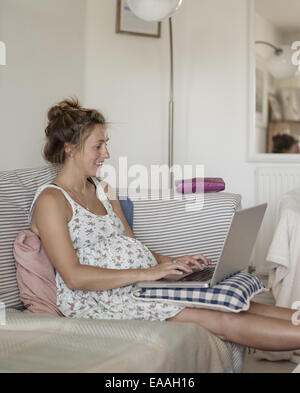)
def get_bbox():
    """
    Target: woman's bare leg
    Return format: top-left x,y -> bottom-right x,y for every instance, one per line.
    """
248,301 -> 295,322
167,307 -> 300,351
